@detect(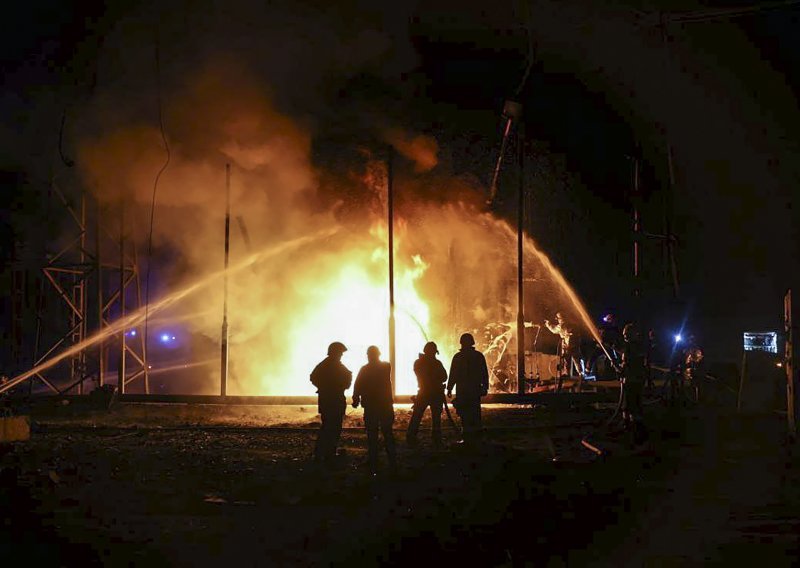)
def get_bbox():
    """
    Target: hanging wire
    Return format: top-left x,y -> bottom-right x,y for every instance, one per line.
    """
143,26 -> 171,355
513,0 -> 536,98
666,0 -> 799,24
